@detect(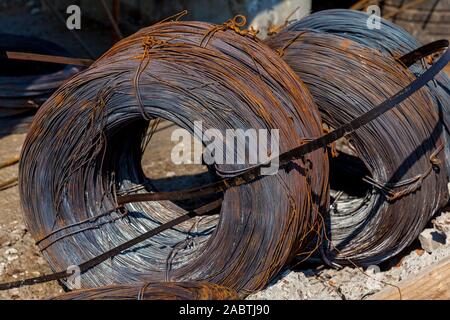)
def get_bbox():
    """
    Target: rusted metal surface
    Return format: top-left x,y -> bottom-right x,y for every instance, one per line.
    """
280,9 -> 450,175
18,19 -> 329,296
3,40 -> 447,291
4,10 -> 449,299
52,282 -> 239,300
100,0 -> 124,41
266,28 -> 449,266
6,52 -> 93,67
